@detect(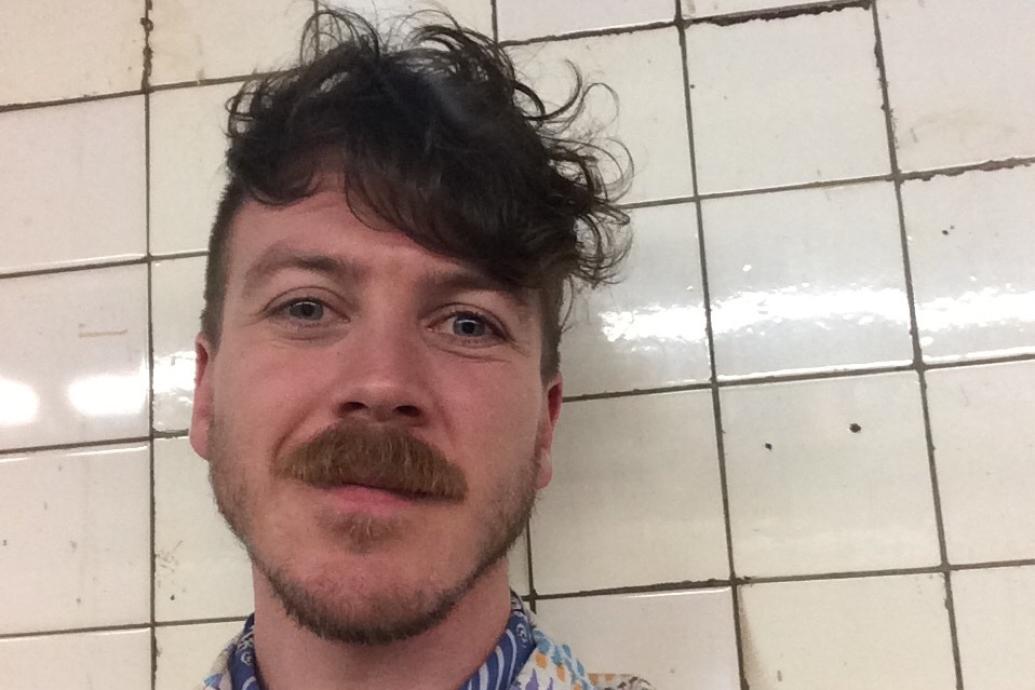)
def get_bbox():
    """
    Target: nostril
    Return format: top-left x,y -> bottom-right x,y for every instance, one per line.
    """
342,401 -> 367,413
396,404 -> 421,418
